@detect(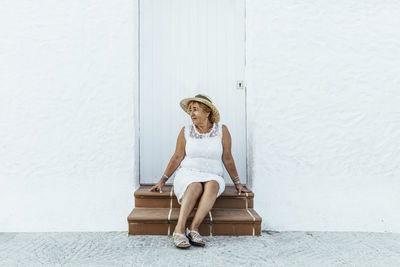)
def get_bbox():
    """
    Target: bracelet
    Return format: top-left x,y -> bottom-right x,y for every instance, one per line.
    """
161,174 -> 170,182
232,175 -> 240,184
232,175 -> 239,181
